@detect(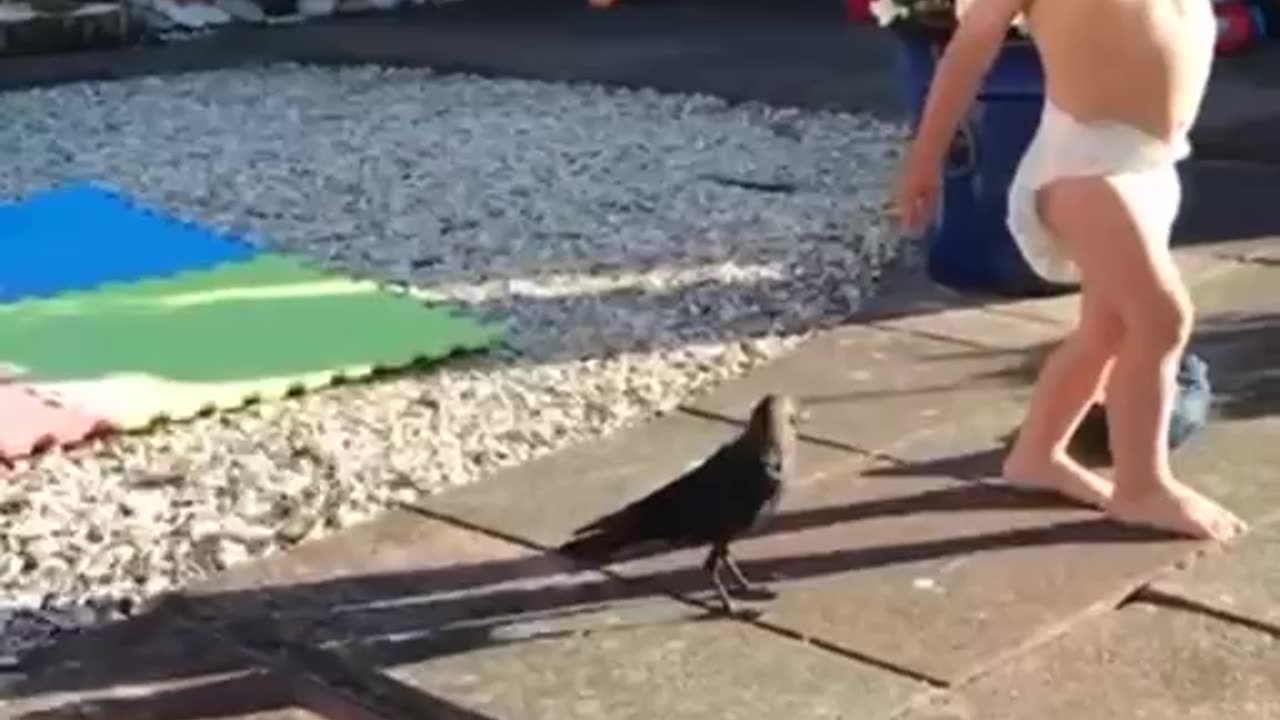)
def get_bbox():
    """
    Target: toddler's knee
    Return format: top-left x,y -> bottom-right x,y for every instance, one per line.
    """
1081,312 -> 1125,353
1131,291 -> 1194,349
